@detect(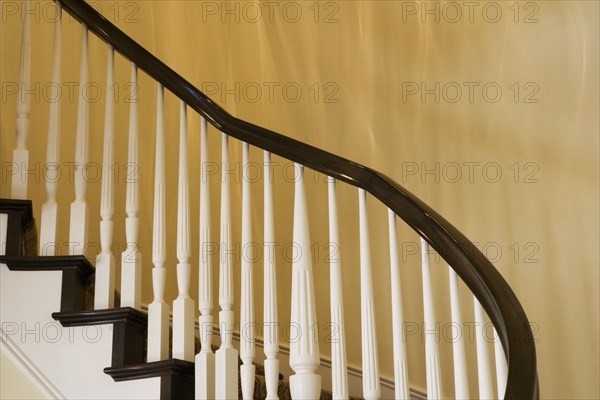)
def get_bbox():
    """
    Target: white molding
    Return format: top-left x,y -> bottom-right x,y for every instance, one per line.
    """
0,213 -> 7,256
1,327 -> 65,400
141,303 -> 428,399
